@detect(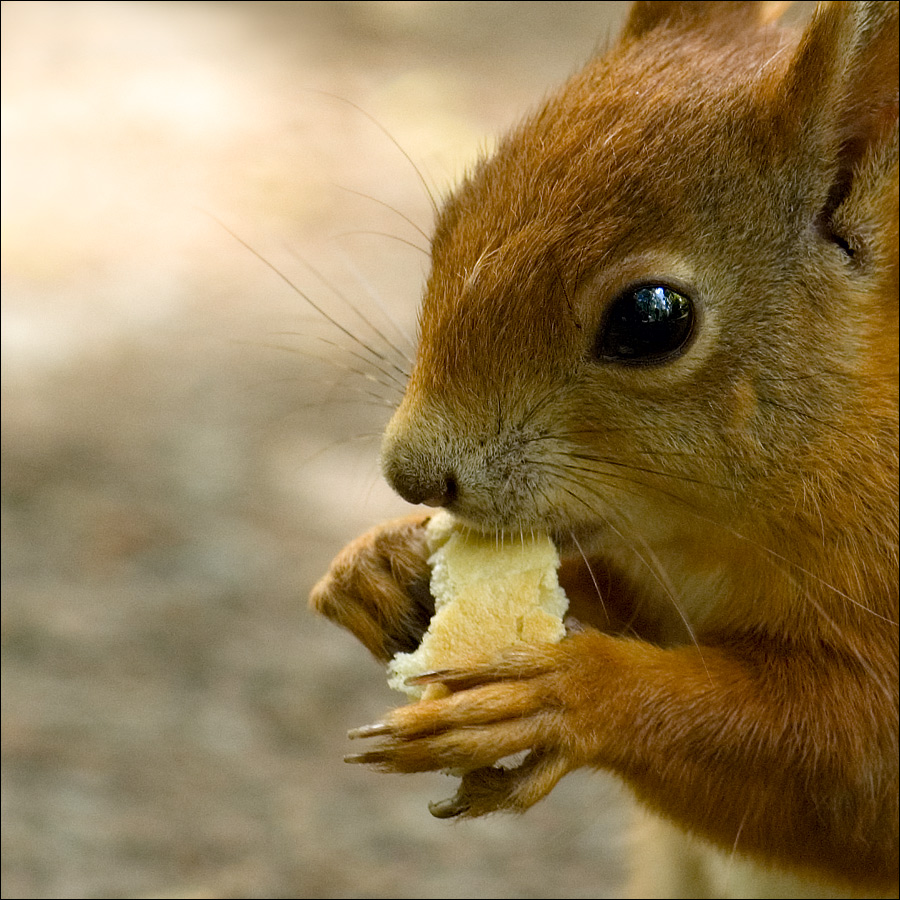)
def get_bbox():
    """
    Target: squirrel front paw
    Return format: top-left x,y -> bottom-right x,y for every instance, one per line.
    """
343,639 -> 595,817
309,513 -> 435,662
